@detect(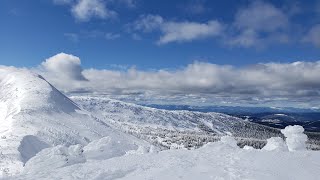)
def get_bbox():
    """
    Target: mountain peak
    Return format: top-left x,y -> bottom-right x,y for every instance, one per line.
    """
0,68 -> 143,176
